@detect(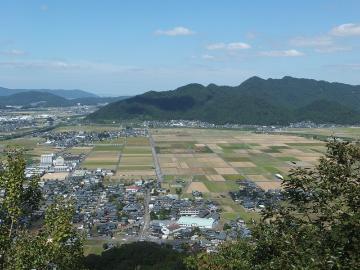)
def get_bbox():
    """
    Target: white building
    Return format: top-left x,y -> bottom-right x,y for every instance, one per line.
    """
177,216 -> 215,229
53,156 -> 65,166
179,208 -> 200,216
53,165 -> 69,172
40,154 -> 54,167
